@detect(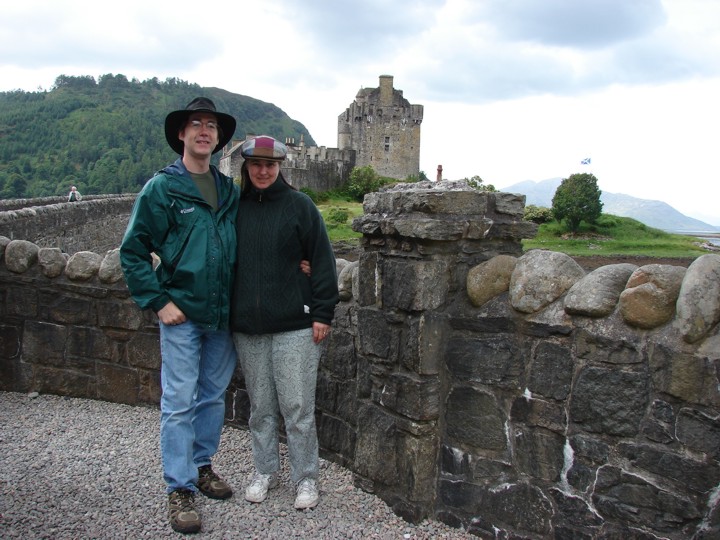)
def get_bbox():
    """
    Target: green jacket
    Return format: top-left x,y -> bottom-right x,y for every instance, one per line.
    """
230,178 -> 338,334
120,159 -> 239,330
